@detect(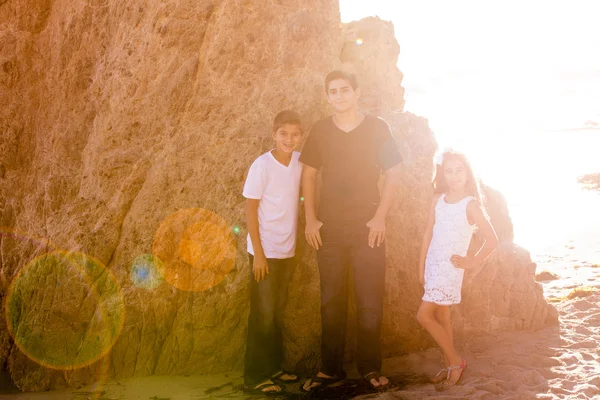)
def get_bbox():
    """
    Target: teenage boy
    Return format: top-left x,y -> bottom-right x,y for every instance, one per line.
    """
300,71 -> 402,392
242,110 -> 304,395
